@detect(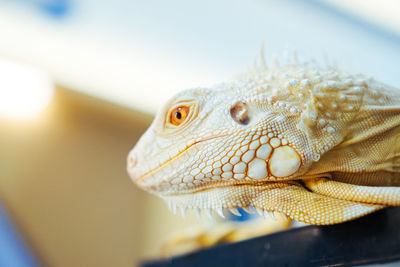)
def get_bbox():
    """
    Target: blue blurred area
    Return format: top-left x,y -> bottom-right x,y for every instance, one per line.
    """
0,204 -> 39,267
36,0 -> 70,18
10,0 -> 71,18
